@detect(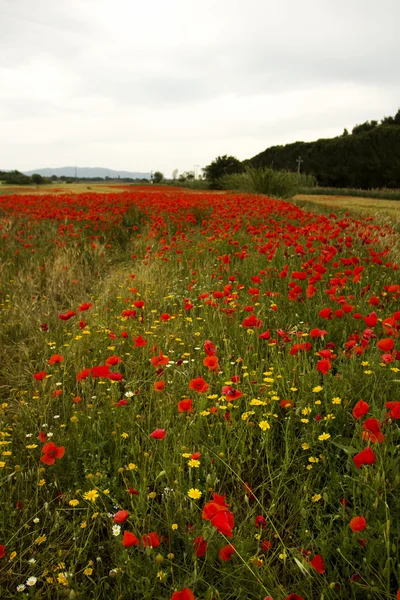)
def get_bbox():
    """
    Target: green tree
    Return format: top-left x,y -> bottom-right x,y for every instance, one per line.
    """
204,155 -> 244,188
153,171 -> 164,184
